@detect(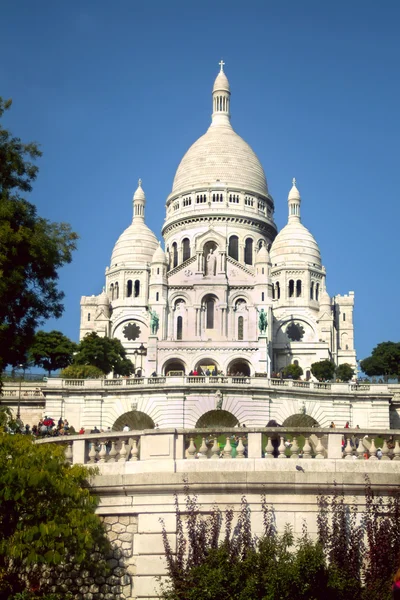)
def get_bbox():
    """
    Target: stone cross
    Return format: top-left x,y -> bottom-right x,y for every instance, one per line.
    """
219,60 -> 225,72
